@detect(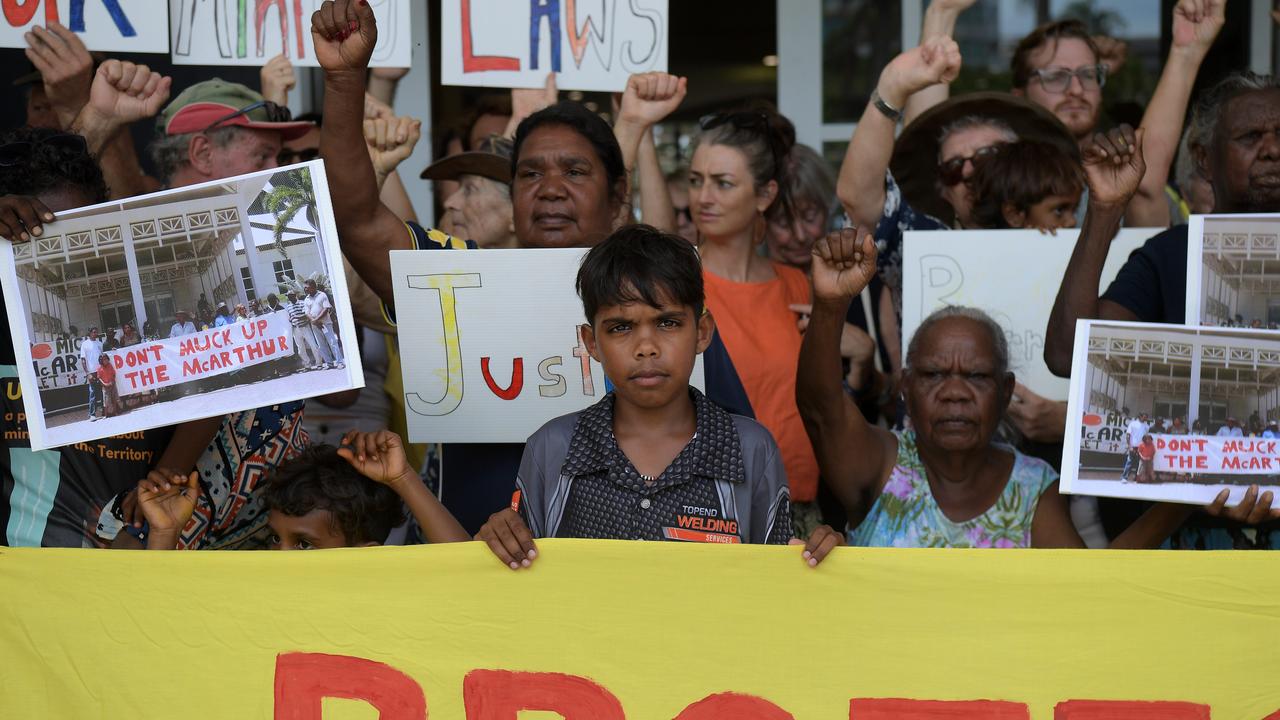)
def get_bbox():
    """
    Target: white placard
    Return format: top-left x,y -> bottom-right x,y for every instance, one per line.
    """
1061,319 -> 1280,505
391,247 -> 704,443
169,0 -> 411,67
440,0 -> 668,92
0,0 -> 168,53
902,227 -> 1160,401
0,160 -> 363,450
1185,213 -> 1280,328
